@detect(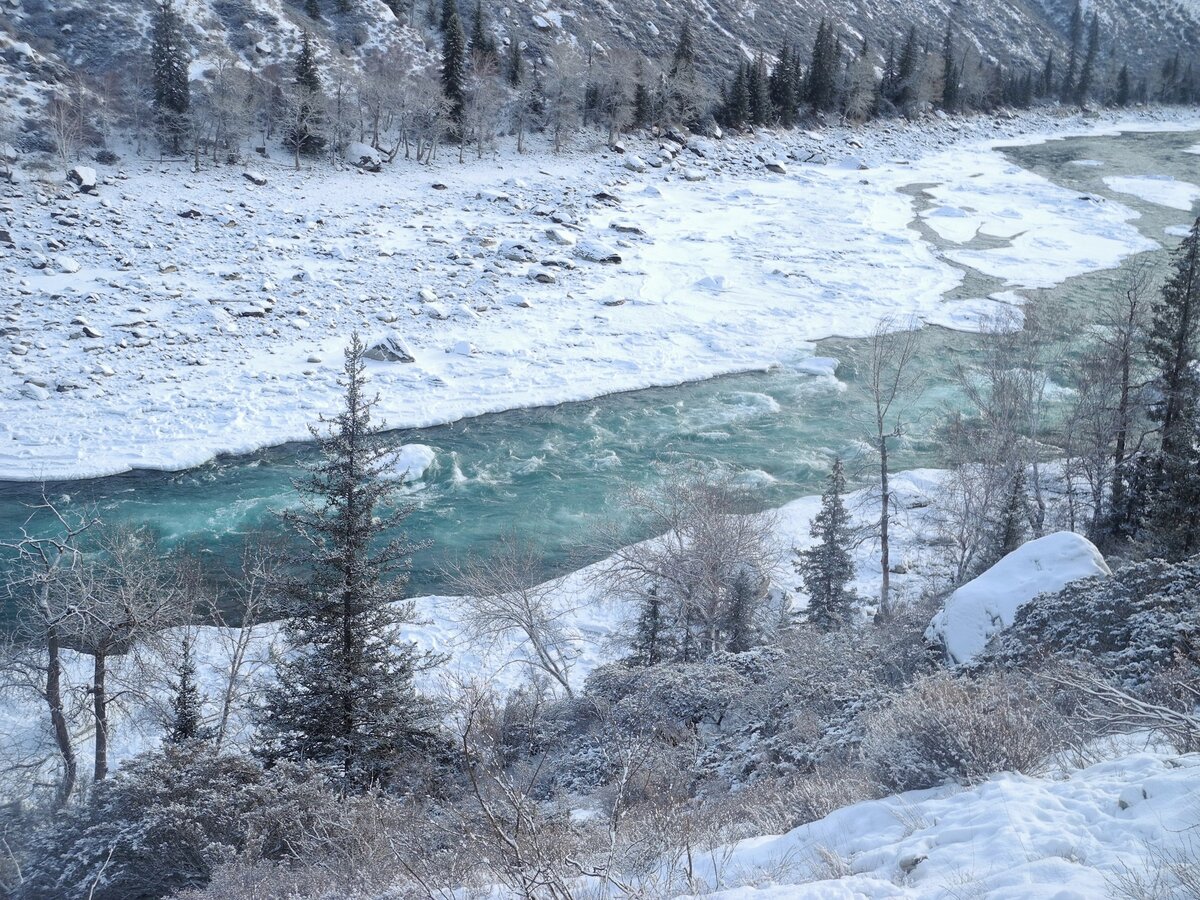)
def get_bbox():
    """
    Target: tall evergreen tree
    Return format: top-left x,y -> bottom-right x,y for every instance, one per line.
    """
1116,63 -> 1131,107
285,30 -> 326,158
806,19 -> 840,112
749,52 -> 772,125
469,0 -> 498,64
166,636 -> 204,745
150,0 -> 190,154
893,25 -> 920,113
506,36 -> 524,87
1039,50 -> 1055,98
440,0 -> 456,31
671,21 -> 696,78
632,587 -> 669,665
257,334 -> 440,792
940,21 -> 959,112
305,0 -> 321,19
981,471 -> 1029,572
1060,0 -> 1084,102
795,458 -> 857,631
1074,13 -> 1100,106
770,40 -> 797,127
441,9 -> 467,121
1143,220 -> 1200,558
